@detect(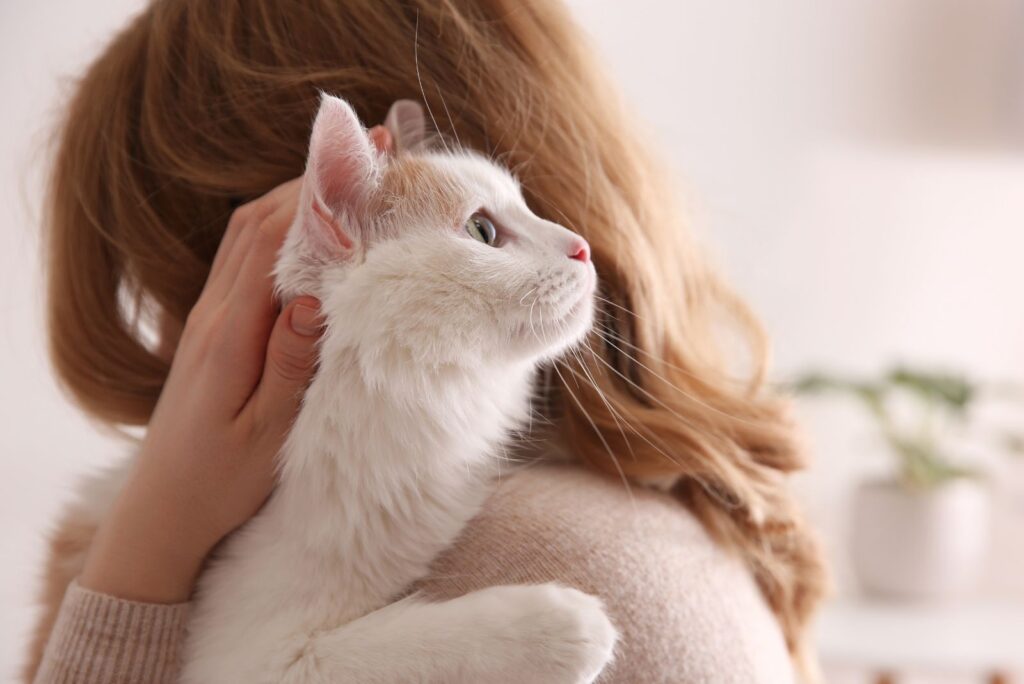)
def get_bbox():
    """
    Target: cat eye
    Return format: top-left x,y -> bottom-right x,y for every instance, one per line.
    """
465,213 -> 497,246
